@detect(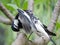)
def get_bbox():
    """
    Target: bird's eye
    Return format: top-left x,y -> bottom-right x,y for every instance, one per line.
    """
35,21 -> 37,23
